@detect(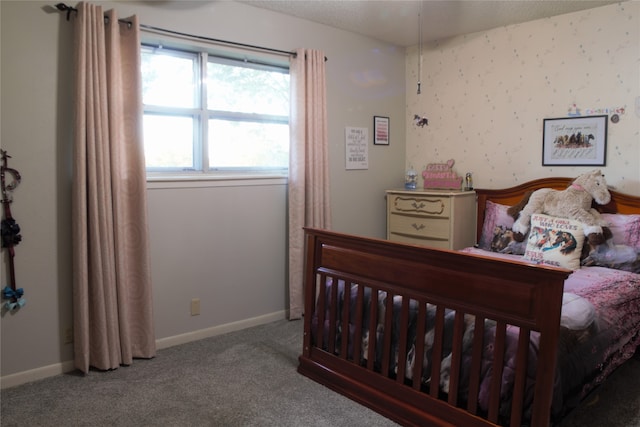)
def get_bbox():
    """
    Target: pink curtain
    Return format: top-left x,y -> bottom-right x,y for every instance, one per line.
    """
72,2 -> 155,373
288,49 -> 332,319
